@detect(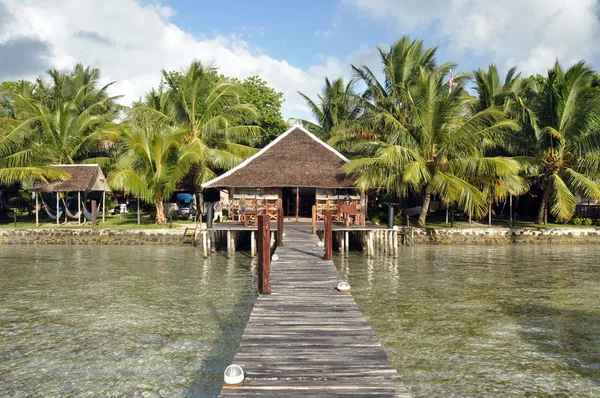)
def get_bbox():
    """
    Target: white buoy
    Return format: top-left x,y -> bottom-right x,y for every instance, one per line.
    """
224,364 -> 244,385
272,254 -> 279,261
337,281 -> 351,292
317,241 -> 324,247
